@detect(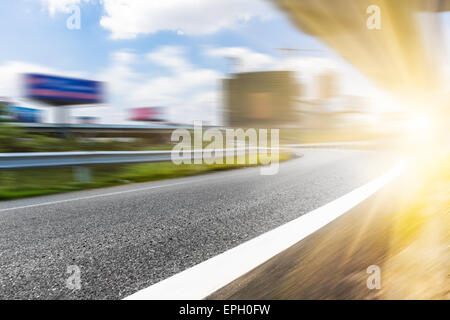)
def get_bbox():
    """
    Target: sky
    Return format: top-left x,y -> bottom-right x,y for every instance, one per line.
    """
0,0 -> 387,124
